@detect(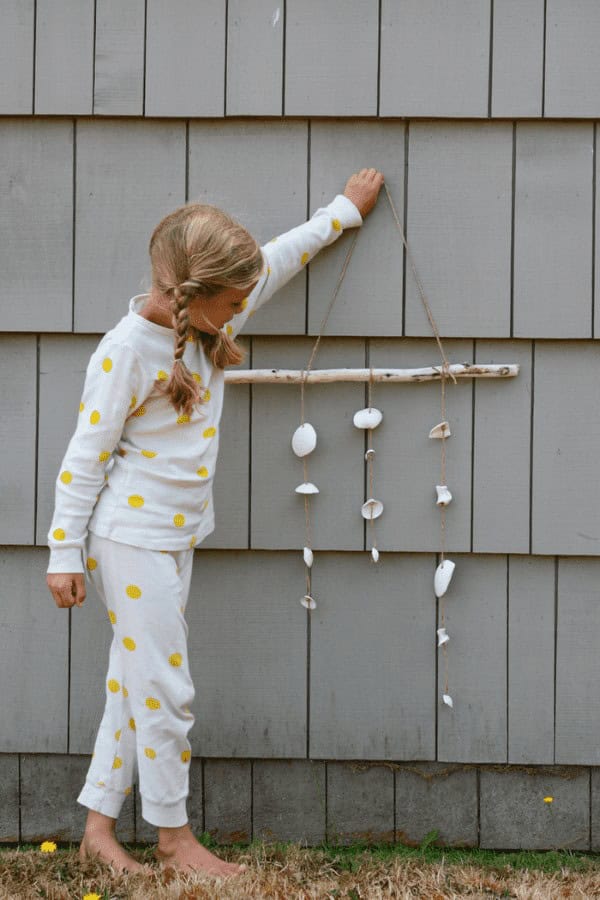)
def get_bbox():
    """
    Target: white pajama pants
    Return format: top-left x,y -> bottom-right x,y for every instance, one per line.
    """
76,530 -> 196,827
